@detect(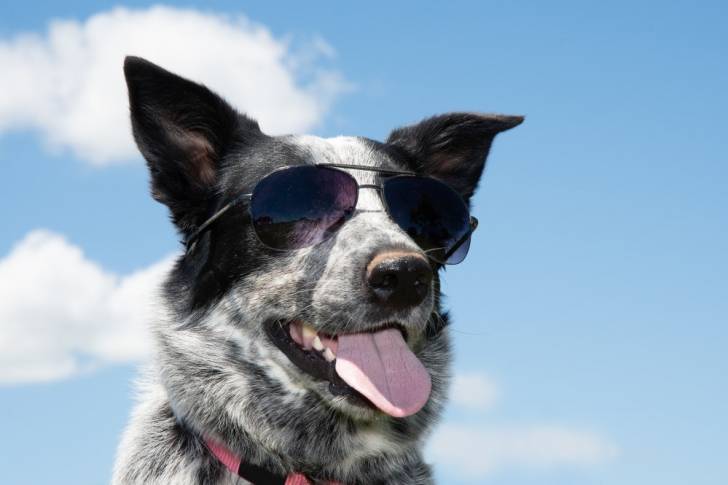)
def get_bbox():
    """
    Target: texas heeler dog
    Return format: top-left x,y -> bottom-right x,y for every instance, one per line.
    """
113,56 -> 522,484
